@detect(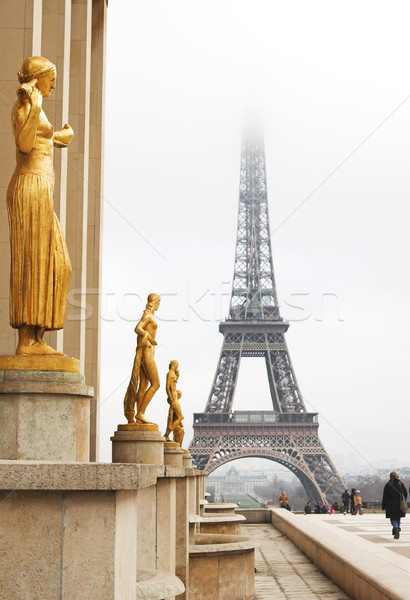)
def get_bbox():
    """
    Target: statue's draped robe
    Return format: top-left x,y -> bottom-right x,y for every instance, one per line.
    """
7,106 -> 71,330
